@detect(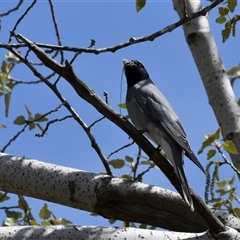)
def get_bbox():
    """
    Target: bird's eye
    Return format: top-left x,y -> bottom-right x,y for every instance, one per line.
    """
134,61 -> 143,68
